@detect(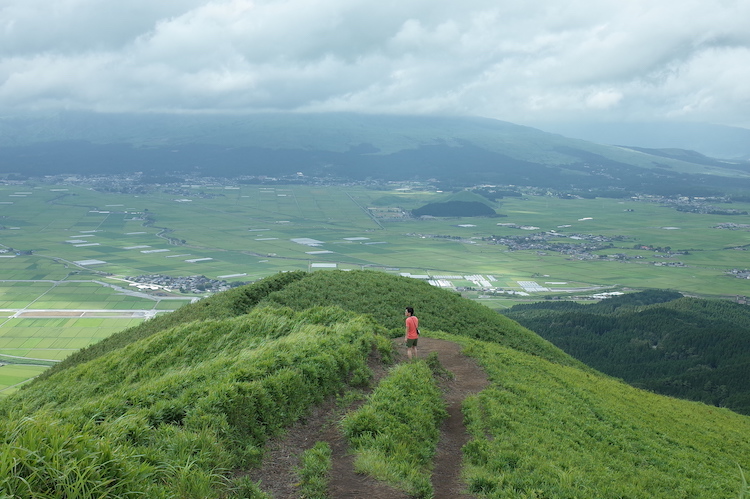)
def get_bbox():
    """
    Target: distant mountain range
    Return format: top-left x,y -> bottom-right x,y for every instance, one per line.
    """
531,121 -> 750,160
1,111 -> 749,195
